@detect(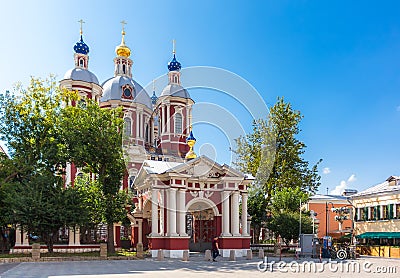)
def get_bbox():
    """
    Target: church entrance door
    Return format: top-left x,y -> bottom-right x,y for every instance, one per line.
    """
187,203 -> 215,252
